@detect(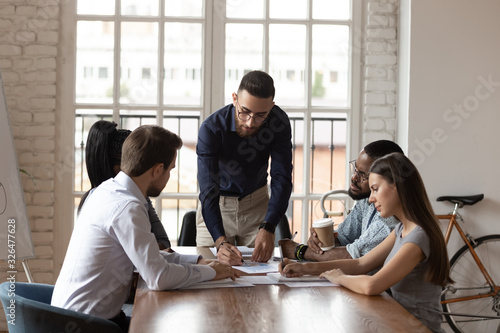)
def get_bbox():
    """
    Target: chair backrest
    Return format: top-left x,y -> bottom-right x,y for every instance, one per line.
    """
179,210 -> 291,247
320,189 -> 352,218
0,282 -> 122,333
178,210 -> 197,246
275,215 -> 292,246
